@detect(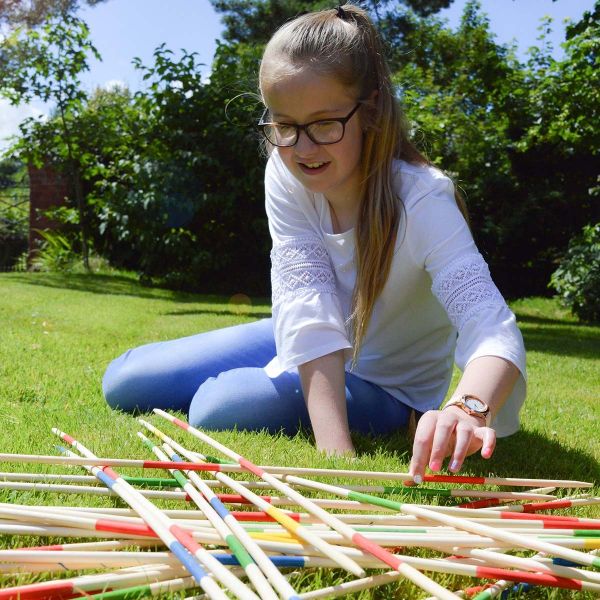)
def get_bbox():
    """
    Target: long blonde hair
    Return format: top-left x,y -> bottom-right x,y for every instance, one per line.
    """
260,4 -> 468,365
